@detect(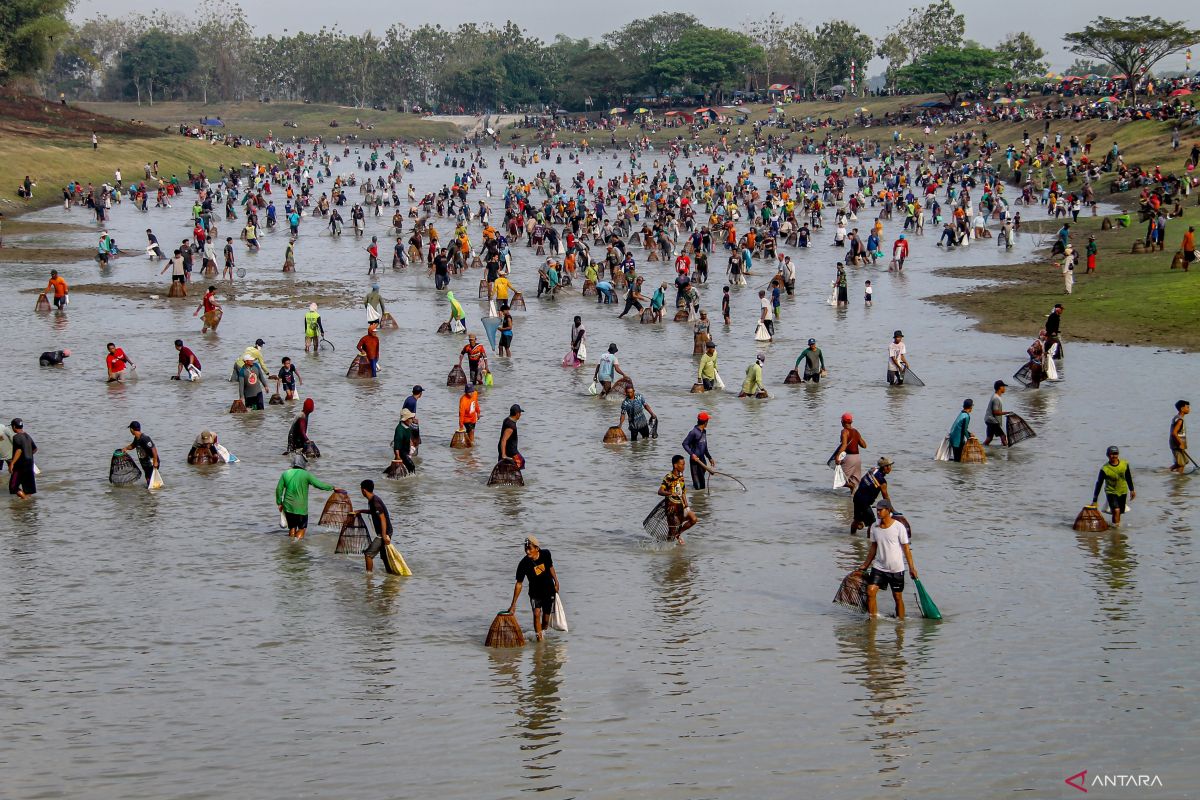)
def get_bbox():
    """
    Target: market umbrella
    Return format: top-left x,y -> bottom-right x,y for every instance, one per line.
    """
855,106 -> 869,113
1170,88 -> 1192,97
1013,98 -> 1028,104
960,101 -> 971,106
610,107 -> 626,114
996,97 -> 1013,104
634,107 -> 649,114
